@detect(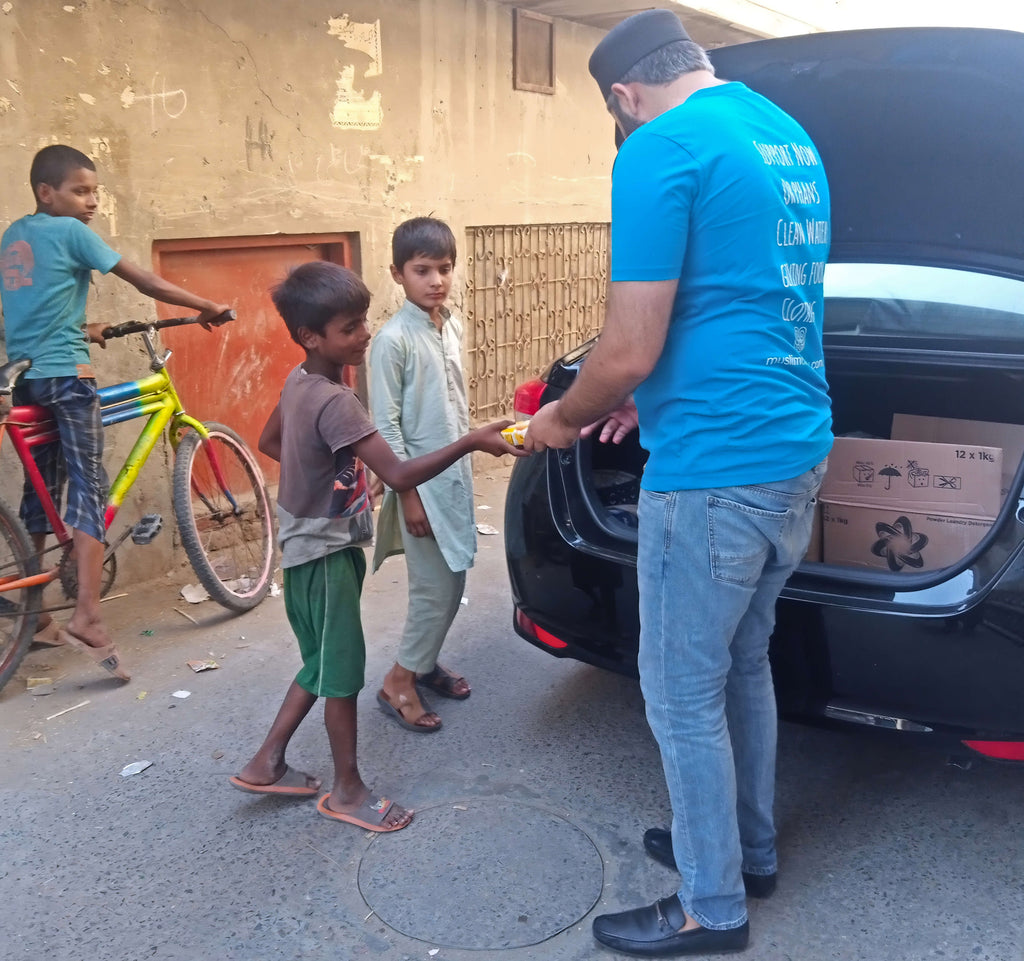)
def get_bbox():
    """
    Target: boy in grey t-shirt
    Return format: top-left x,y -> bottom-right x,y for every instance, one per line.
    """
229,262 -> 521,831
